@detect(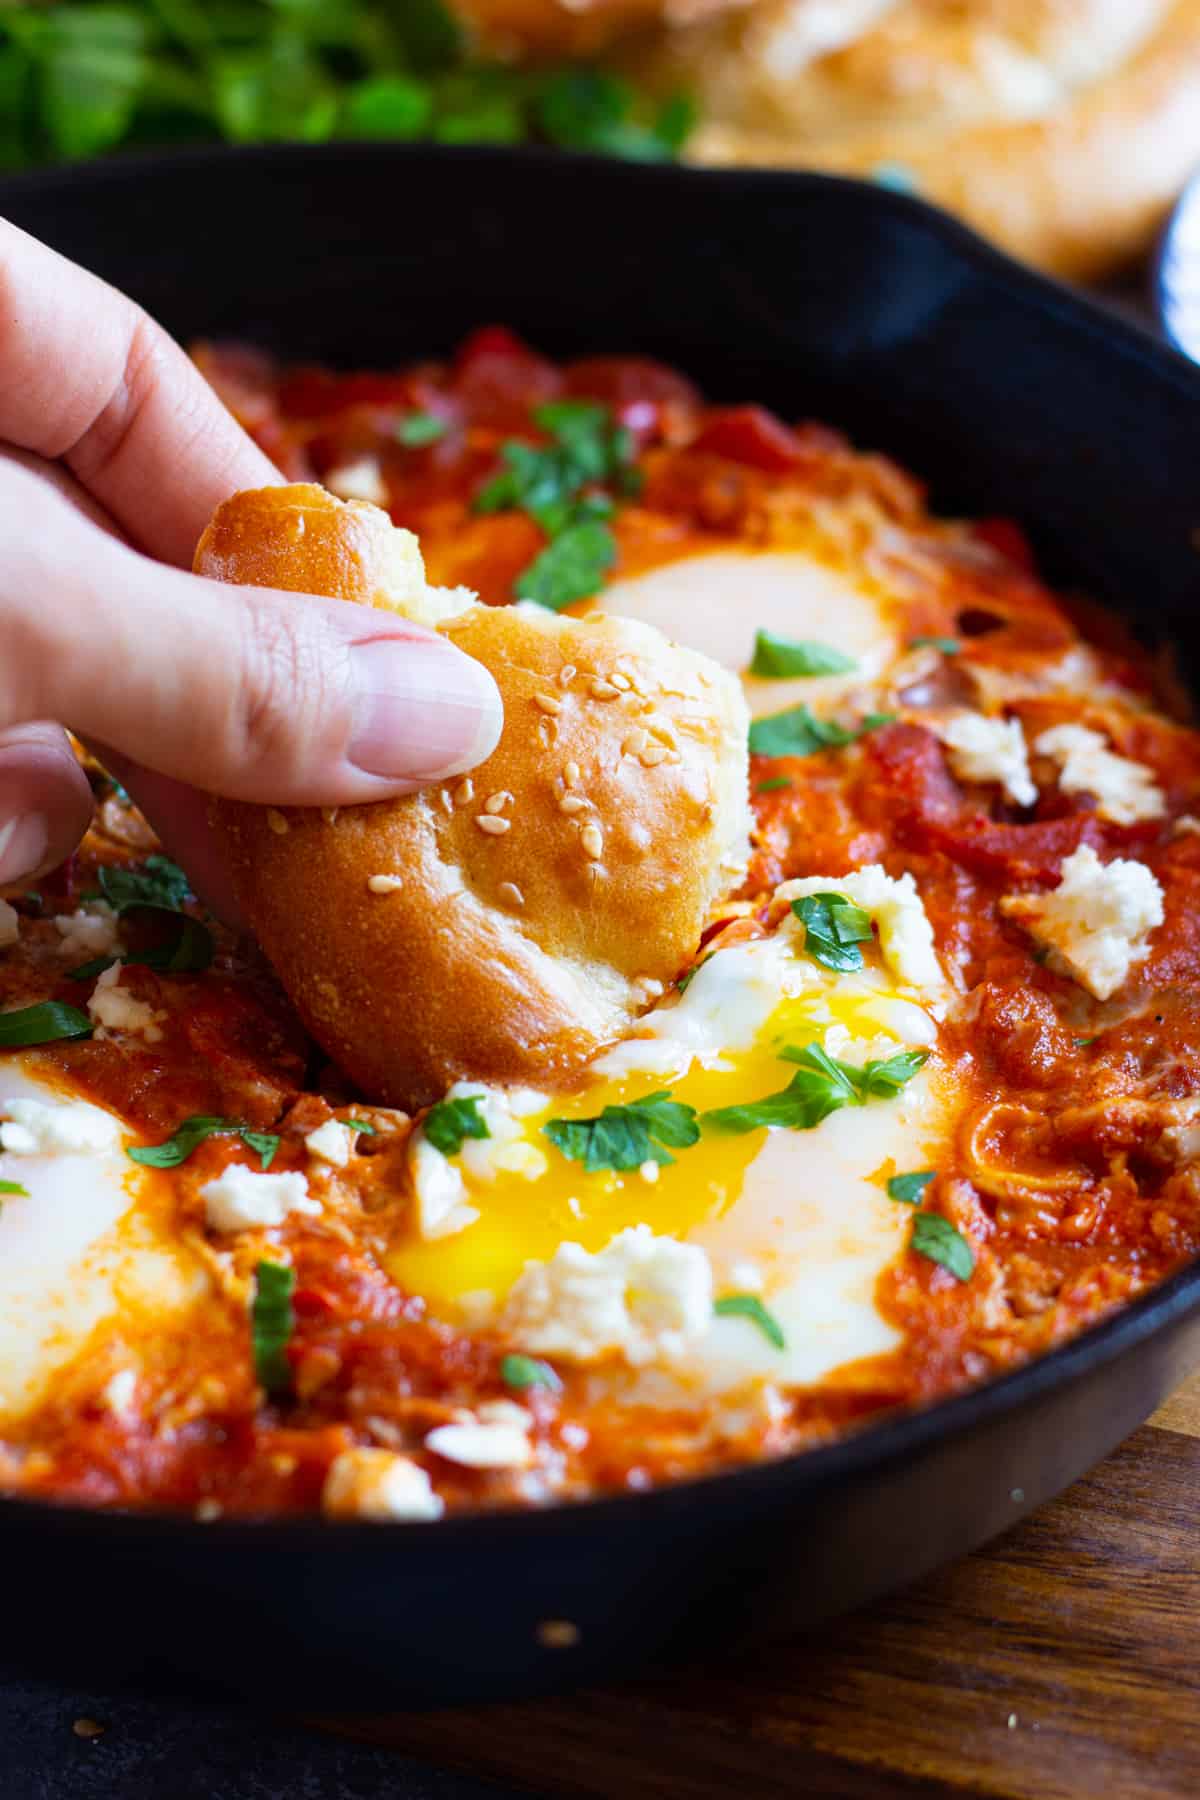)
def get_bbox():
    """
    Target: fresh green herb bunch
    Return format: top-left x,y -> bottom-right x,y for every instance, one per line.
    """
0,0 -> 694,169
